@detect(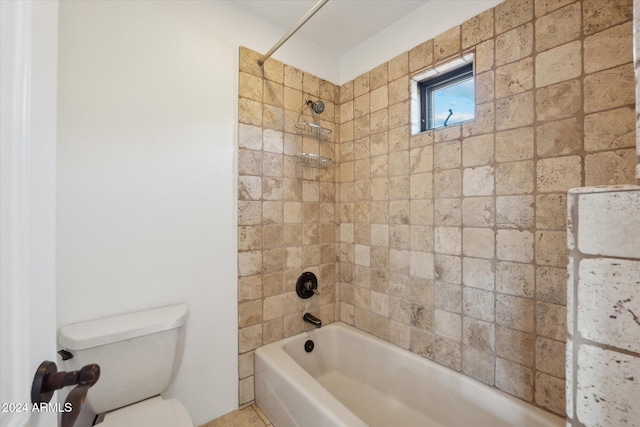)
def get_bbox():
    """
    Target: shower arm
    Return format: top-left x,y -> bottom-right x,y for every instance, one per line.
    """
257,0 -> 330,66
